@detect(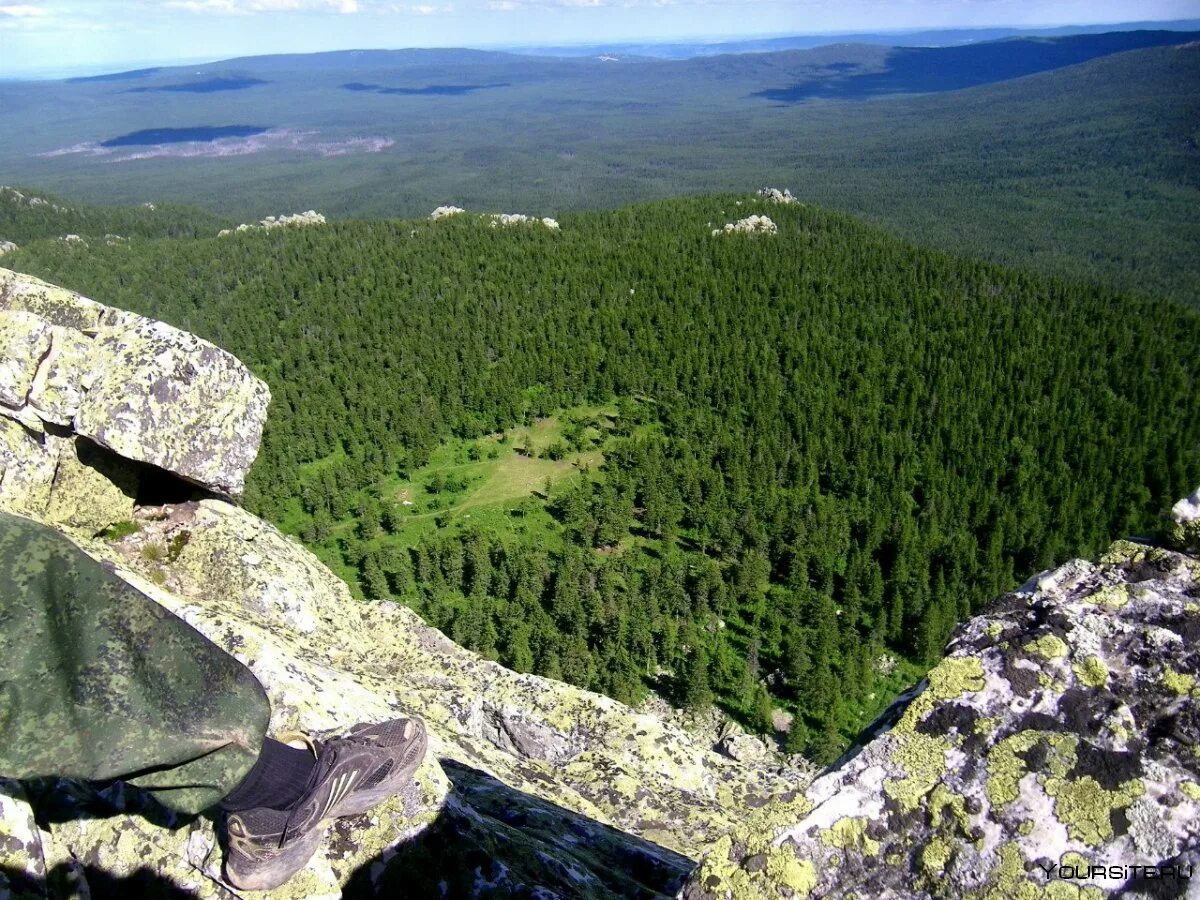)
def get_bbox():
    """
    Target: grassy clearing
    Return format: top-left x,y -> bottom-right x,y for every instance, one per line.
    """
287,404 -> 619,574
